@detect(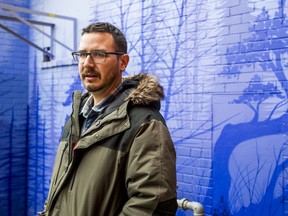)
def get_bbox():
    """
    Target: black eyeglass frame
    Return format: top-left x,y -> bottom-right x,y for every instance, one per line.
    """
71,50 -> 125,64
